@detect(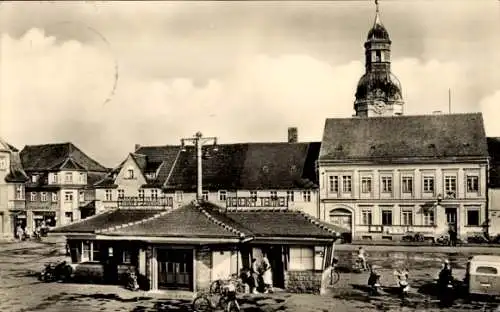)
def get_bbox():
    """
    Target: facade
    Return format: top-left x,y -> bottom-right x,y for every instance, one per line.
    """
94,129 -> 321,218
18,143 -> 109,232
317,5 -> 489,242
51,201 -> 340,293
0,138 -> 28,238
487,137 -> 500,236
